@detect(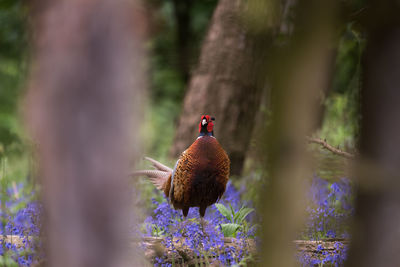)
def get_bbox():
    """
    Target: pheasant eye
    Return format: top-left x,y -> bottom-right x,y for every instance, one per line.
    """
211,117 -> 215,121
